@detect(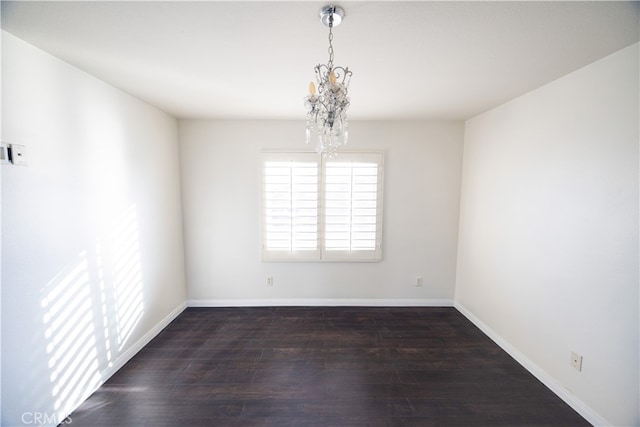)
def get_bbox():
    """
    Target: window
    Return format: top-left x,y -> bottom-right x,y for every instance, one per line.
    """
262,151 -> 384,261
